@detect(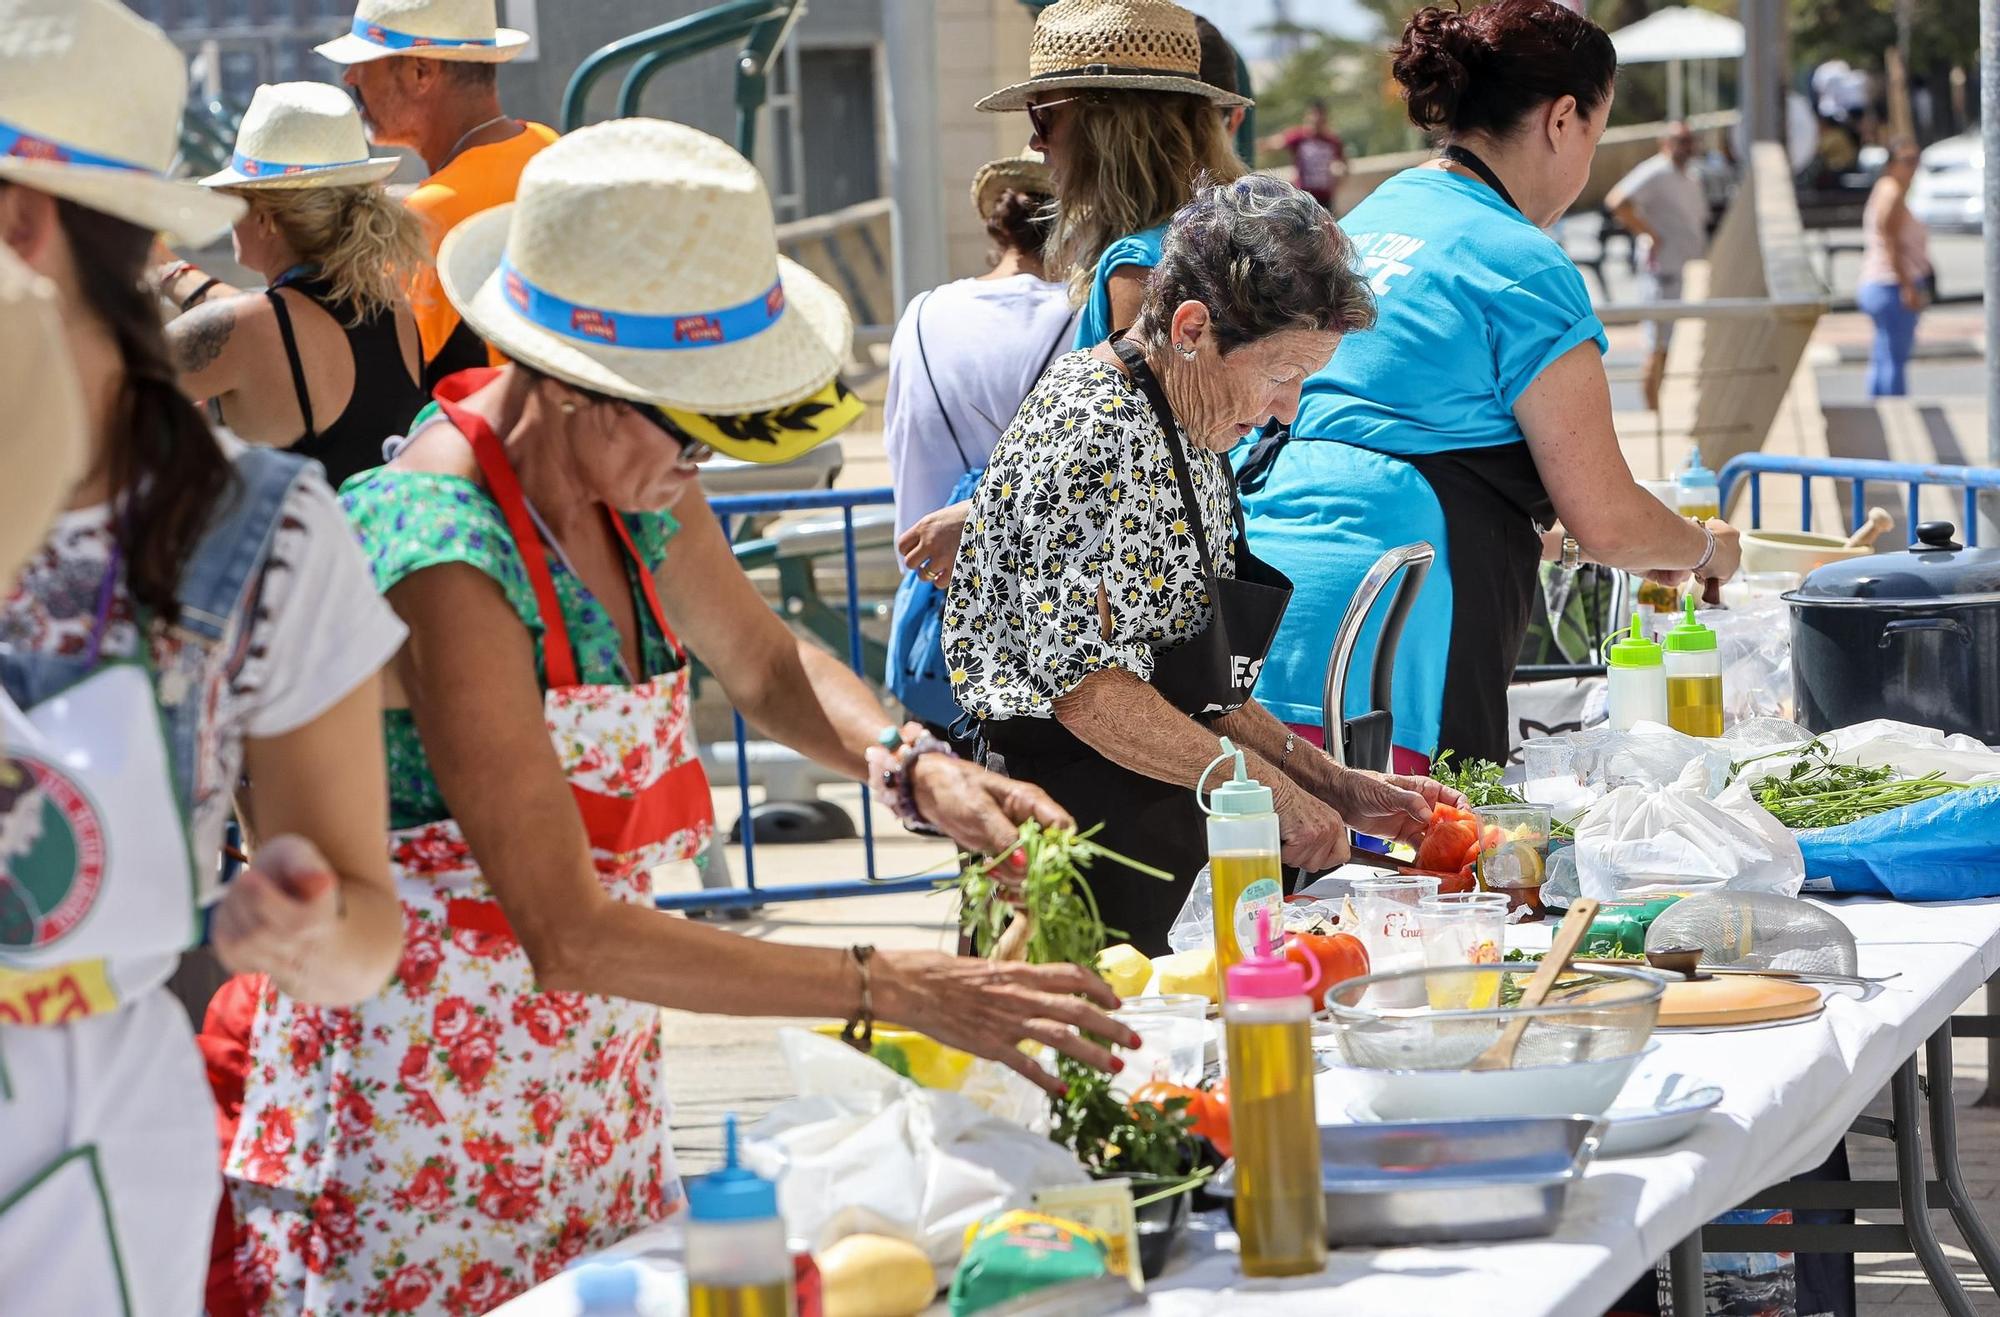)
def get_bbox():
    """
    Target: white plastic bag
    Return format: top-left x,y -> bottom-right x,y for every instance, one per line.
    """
1167,865 -> 1213,953
742,1030 -> 1088,1276
1572,759 -> 1804,902
1709,598 -> 1795,725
